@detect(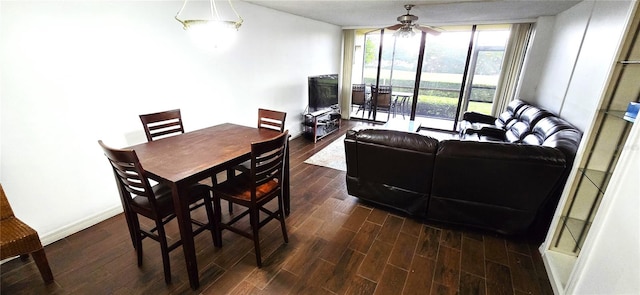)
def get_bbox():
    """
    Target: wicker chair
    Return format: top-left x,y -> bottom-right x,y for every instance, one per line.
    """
0,183 -> 54,284
372,85 -> 394,121
351,84 -> 368,117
